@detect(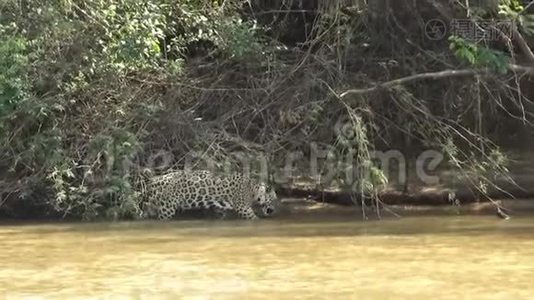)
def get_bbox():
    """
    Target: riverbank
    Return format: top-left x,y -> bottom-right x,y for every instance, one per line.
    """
2,150 -> 534,221
278,198 -> 534,221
